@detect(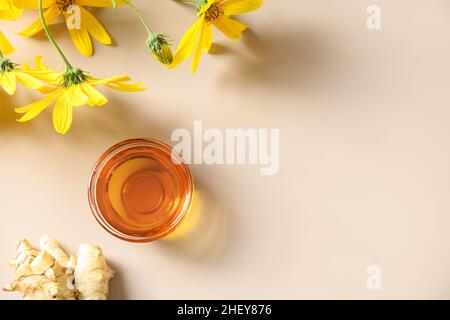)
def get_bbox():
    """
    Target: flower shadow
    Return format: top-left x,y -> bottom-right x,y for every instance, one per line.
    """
0,92 -> 18,131
208,43 -> 232,56
0,90 -> 41,136
216,26 -> 340,94
64,94 -> 174,144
